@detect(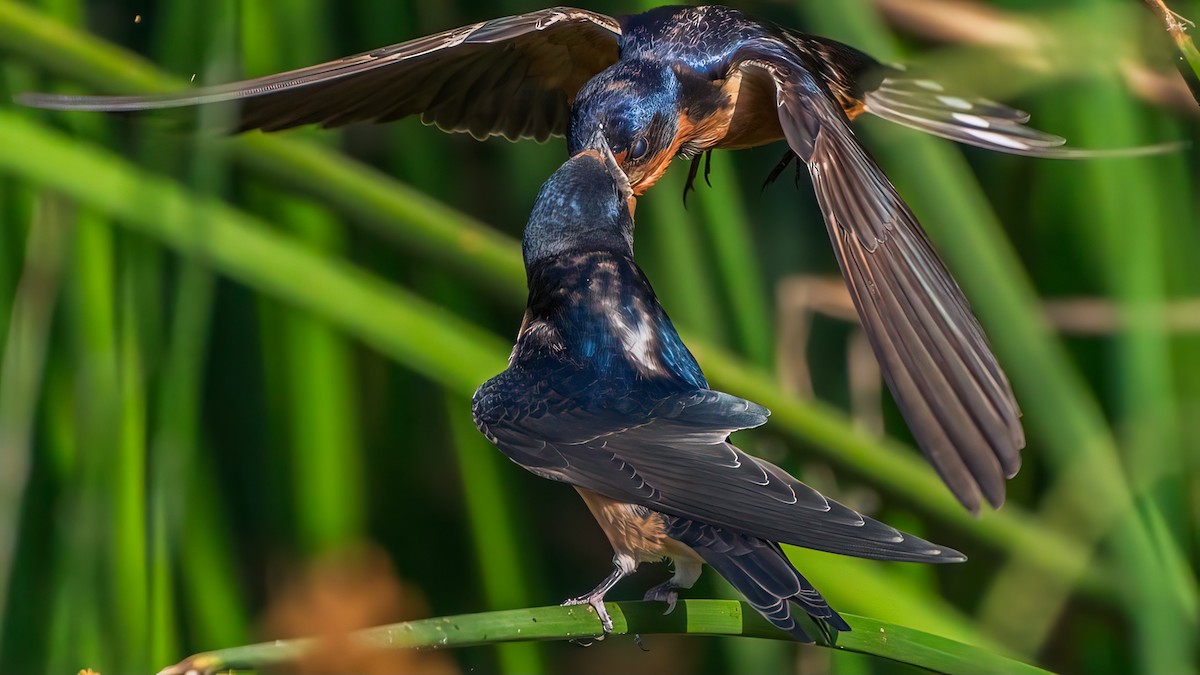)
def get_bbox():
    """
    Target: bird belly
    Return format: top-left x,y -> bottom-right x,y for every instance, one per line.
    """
576,488 -> 702,565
